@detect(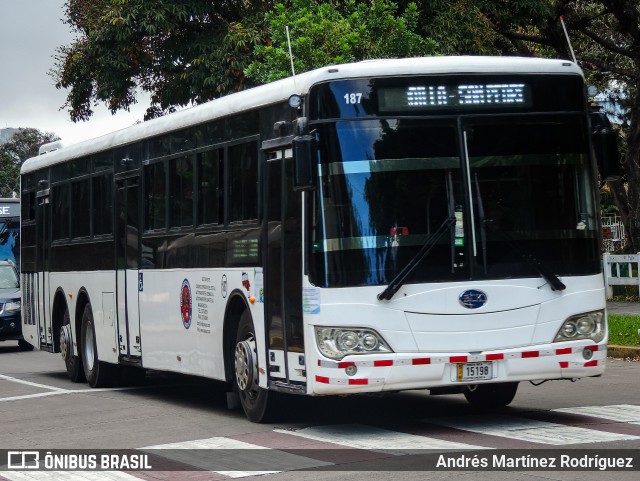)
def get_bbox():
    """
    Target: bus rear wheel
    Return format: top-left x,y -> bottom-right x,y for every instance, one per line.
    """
81,304 -> 118,388
464,382 -> 519,409
233,311 -> 276,423
60,307 -> 85,382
